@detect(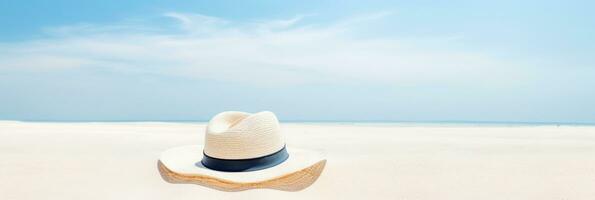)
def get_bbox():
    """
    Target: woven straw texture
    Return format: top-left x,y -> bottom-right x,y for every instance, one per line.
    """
158,160 -> 326,192
158,111 -> 326,192
204,111 -> 285,159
